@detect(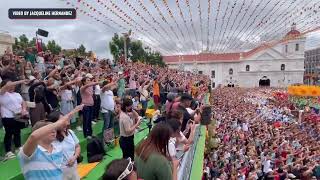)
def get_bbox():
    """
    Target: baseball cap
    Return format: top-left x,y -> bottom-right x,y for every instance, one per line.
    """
28,76 -> 36,81
85,73 -> 93,79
